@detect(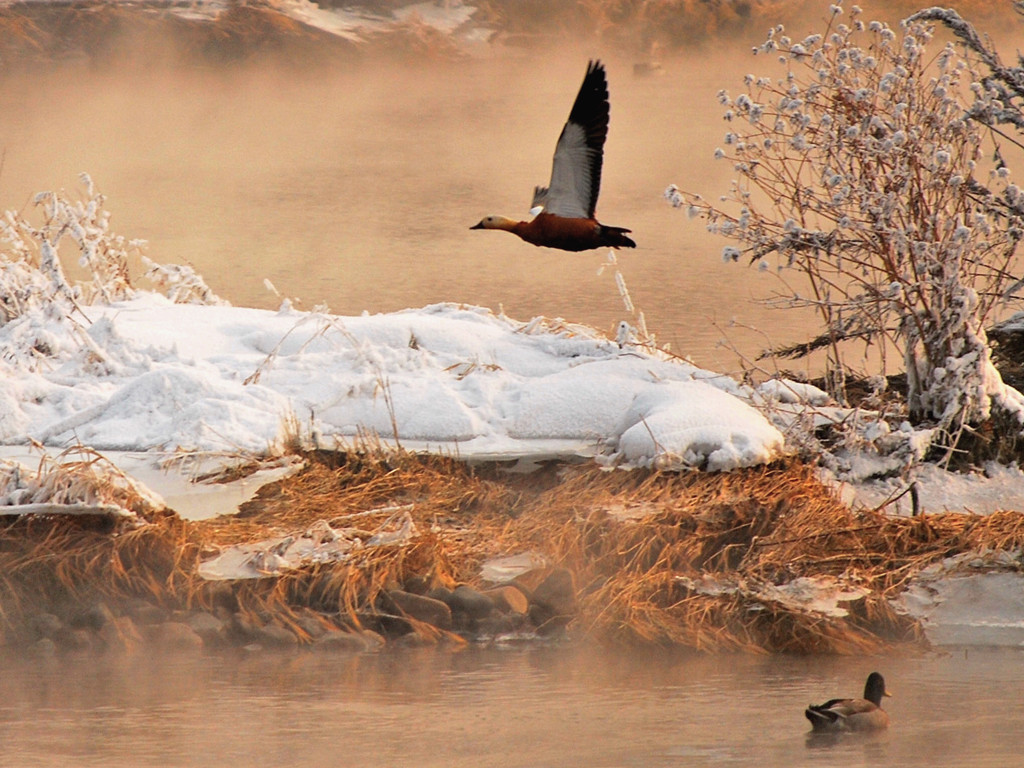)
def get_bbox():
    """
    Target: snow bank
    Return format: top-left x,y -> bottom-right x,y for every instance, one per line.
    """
0,295 -> 784,471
